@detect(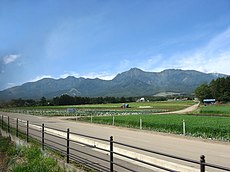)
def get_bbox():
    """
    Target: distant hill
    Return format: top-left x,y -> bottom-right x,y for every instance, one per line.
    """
0,68 -> 227,101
